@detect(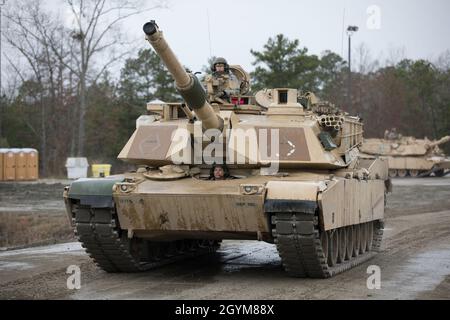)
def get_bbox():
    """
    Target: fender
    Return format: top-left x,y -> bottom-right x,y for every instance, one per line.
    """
67,175 -> 124,208
264,181 -> 325,214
